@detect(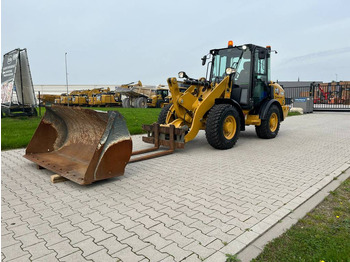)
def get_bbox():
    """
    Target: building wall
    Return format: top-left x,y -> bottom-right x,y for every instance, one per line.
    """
34,84 -> 117,95
277,81 -> 323,88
